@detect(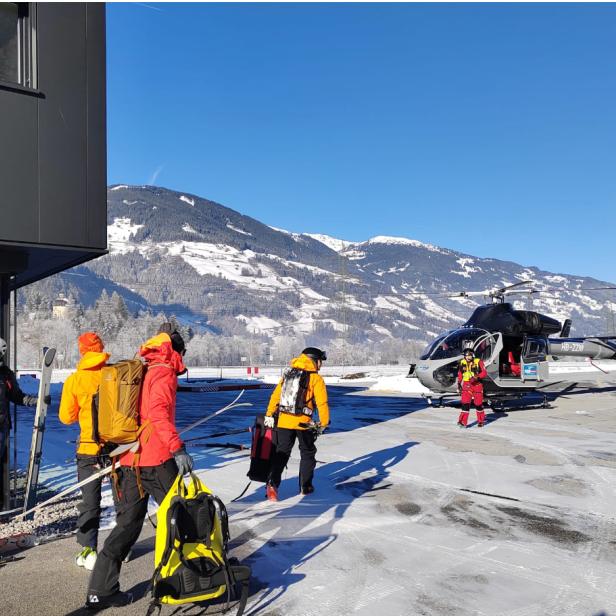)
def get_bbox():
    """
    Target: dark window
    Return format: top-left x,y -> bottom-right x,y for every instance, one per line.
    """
523,337 -> 547,361
0,3 -> 36,89
428,328 -> 490,360
0,3 -> 18,84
